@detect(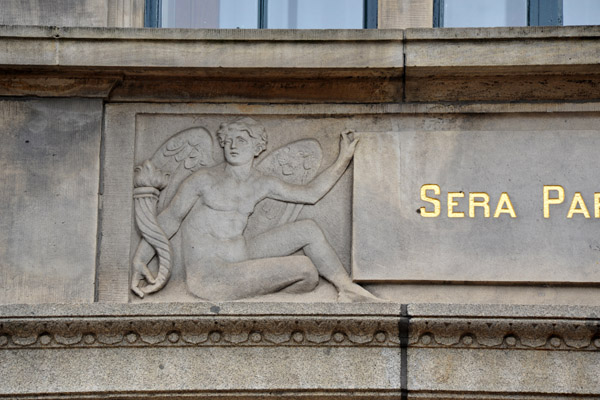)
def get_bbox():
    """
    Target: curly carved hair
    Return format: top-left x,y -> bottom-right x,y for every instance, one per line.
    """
217,117 -> 268,156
